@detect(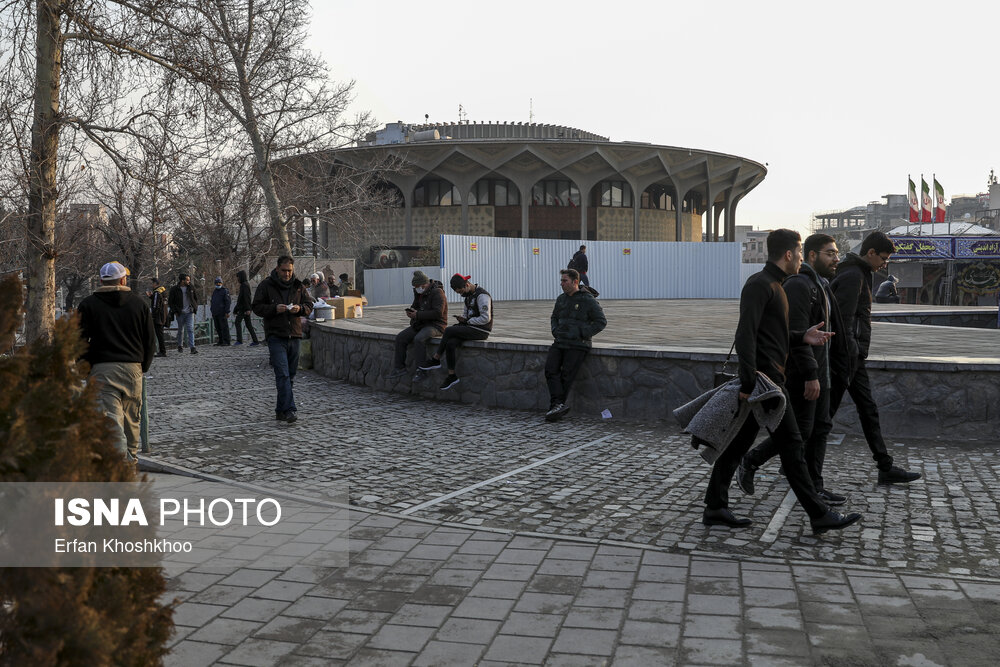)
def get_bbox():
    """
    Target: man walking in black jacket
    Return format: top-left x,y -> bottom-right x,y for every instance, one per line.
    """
544,268 -> 606,422
569,245 -> 590,287
252,256 -> 313,423
829,232 -> 920,485
147,277 -> 168,357
233,270 -> 260,346
704,229 -> 861,535
738,233 -> 848,505
78,262 -> 156,463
